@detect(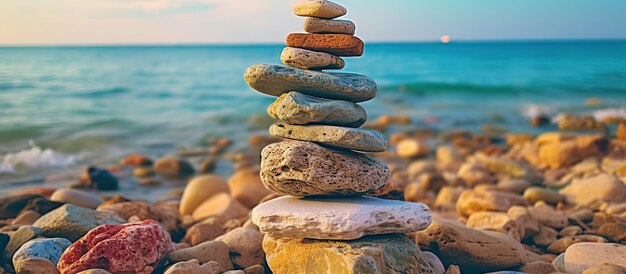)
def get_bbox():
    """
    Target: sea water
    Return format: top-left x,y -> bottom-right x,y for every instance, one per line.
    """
1,41 -> 626,187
